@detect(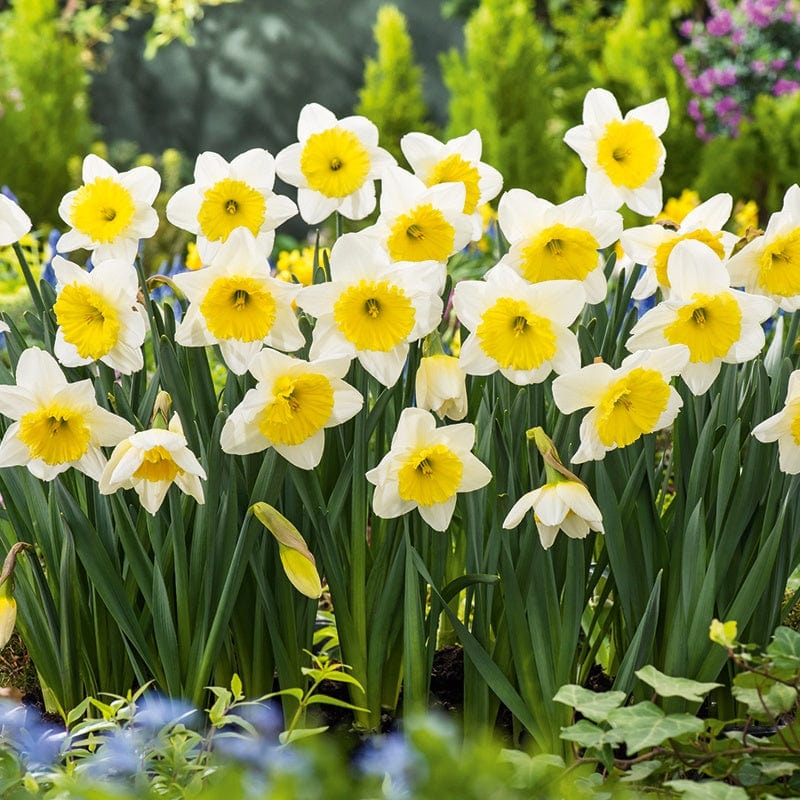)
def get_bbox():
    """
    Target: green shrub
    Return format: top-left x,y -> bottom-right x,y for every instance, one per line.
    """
0,0 -> 93,226
356,4 -> 432,164
441,0 -> 565,200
